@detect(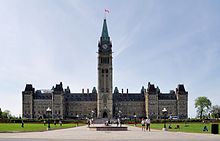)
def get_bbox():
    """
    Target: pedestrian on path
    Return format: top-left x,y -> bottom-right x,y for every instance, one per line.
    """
145,117 -> 150,131
21,120 -> 24,128
117,118 -> 121,127
141,118 -> 145,131
87,119 -> 91,127
43,120 -> 46,126
59,120 -> 62,126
